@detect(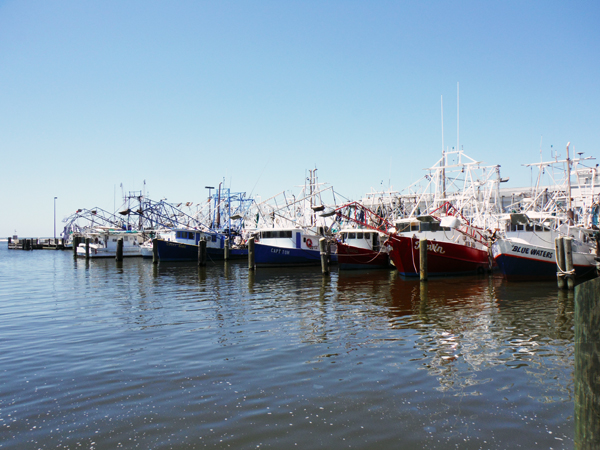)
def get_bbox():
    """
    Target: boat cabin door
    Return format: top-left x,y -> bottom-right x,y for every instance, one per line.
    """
372,233 -> 380,252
